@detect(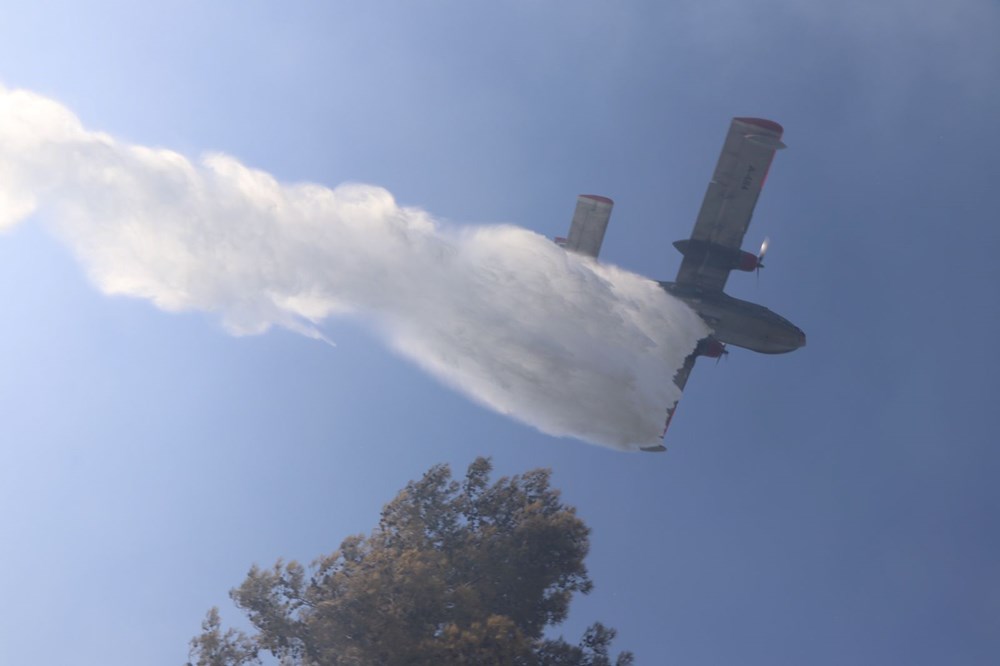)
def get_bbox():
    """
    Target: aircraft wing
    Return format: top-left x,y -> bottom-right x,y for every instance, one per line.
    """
674,117 -> 785,292
641,353 -> 698,452
557,195 -> 614,259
